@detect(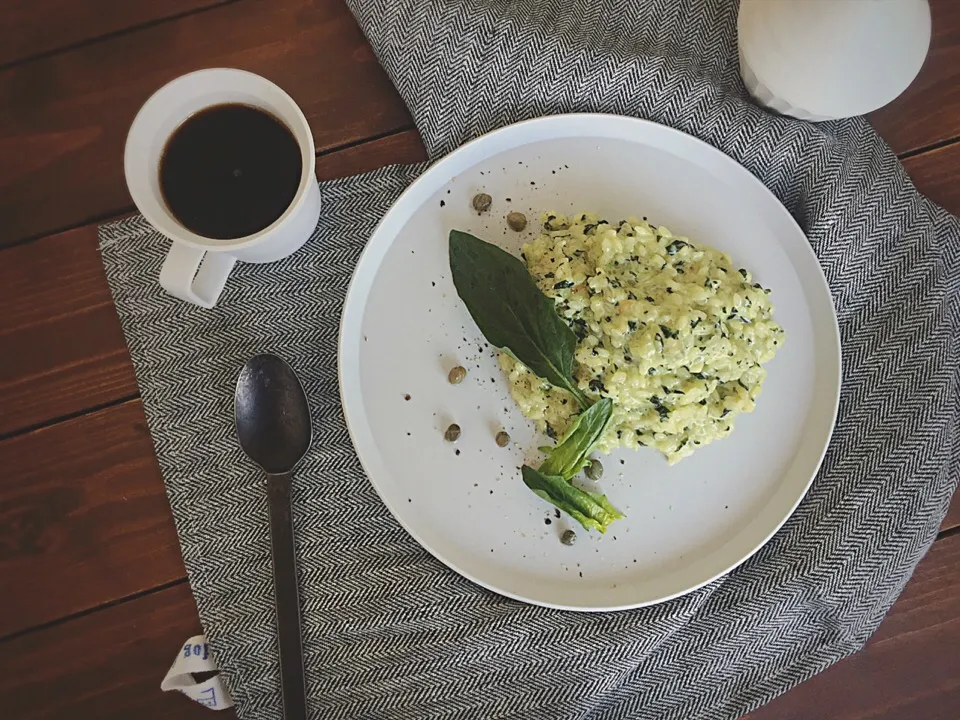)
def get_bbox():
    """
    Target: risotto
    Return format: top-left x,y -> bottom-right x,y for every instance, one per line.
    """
500,212 -> 784,464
